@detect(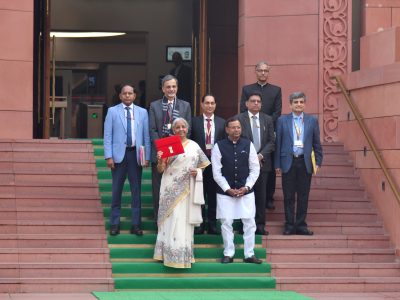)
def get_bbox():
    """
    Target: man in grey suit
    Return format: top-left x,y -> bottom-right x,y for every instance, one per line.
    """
237,91 -> 275,235
149,75 -> 191,221
104,84 -> 151,236
190,94 -> 225,234
275,92 -> 323,236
